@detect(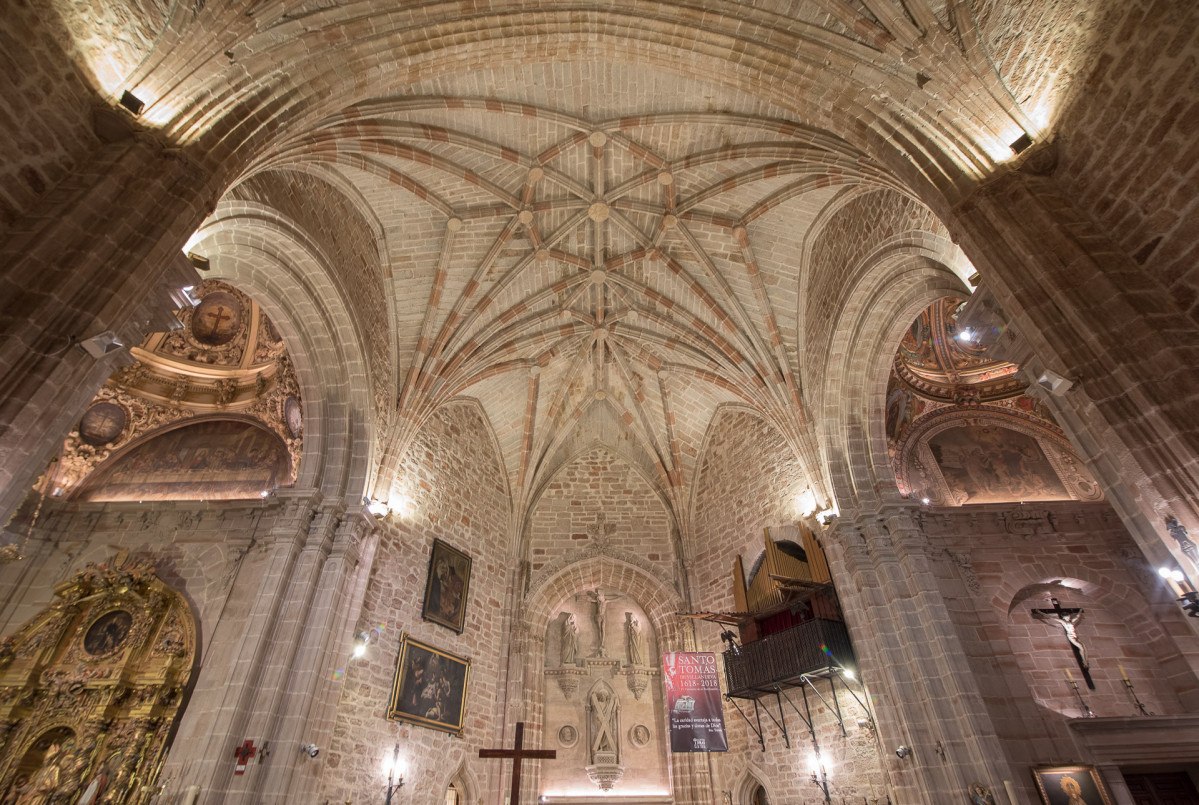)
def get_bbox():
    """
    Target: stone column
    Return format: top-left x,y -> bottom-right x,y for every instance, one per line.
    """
165,488 -> 322,803
0,134 -> 212,529
258,508 -> 373,802
825,507 -> 1021,803
952,156 -> 1199,576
